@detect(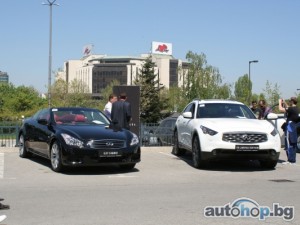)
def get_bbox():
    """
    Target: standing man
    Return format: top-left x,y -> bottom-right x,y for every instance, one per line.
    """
258,99 -> 272,119
103,94 -> 117,120
250,100 -> 261,119
279,97 -> 299,164
111,92 -> 132,130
